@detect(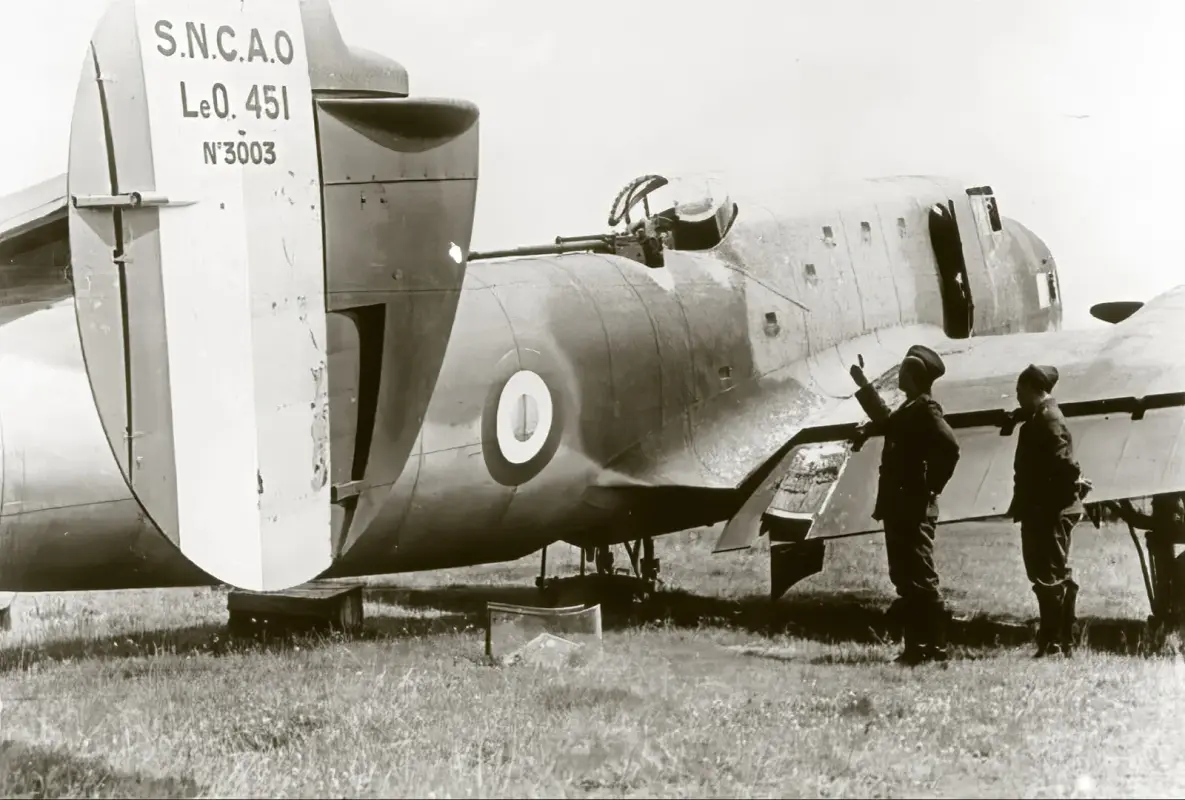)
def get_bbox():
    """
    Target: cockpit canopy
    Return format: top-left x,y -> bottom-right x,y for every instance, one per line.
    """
607,173 -> 739,253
